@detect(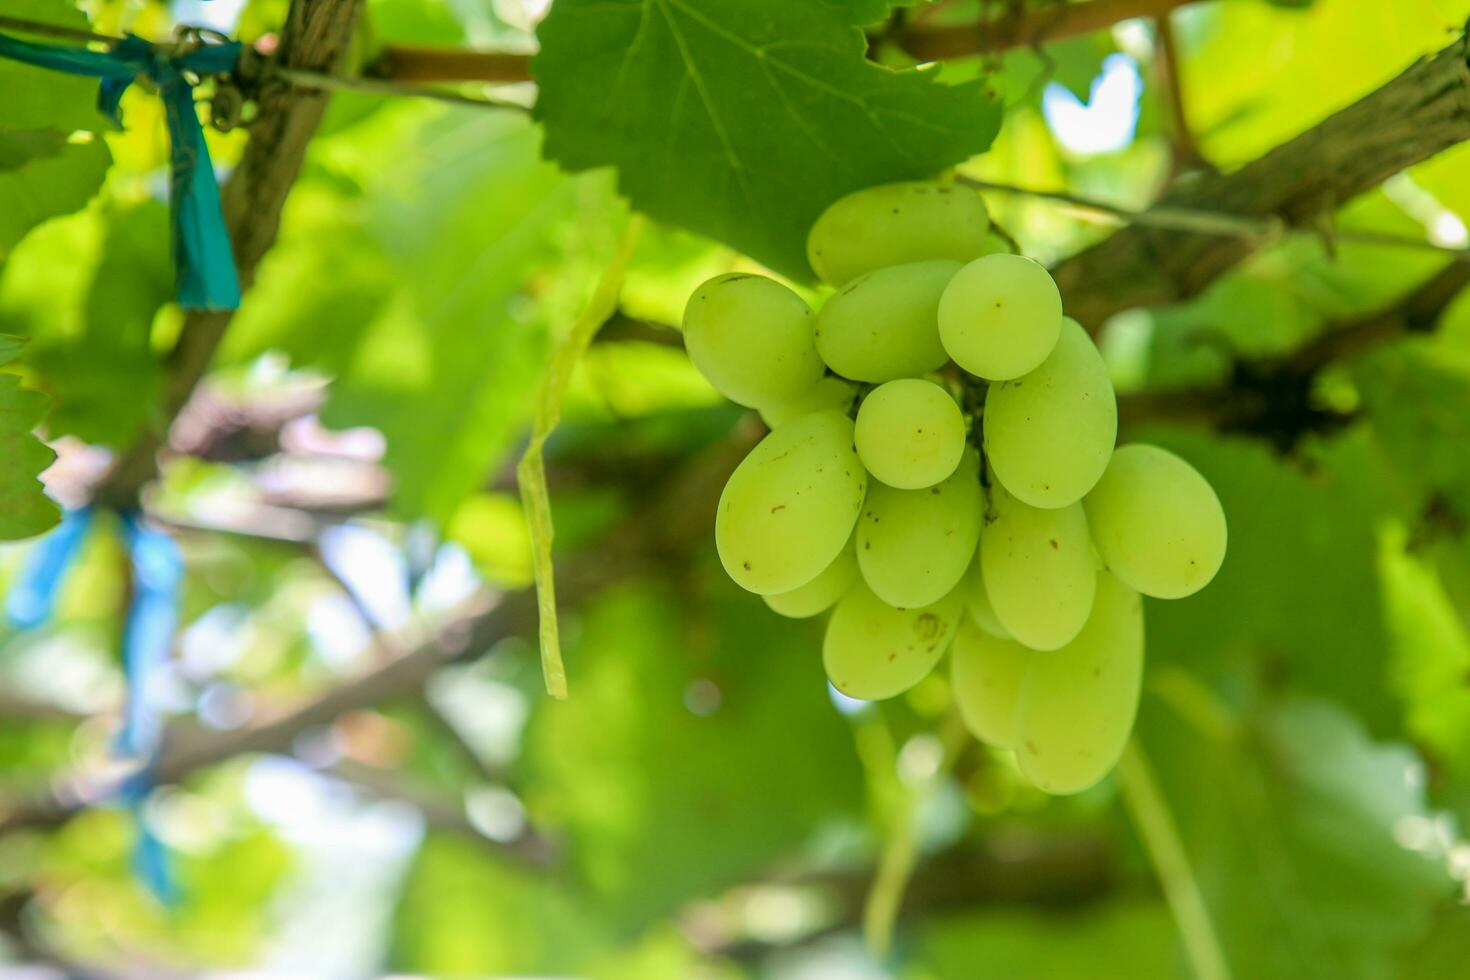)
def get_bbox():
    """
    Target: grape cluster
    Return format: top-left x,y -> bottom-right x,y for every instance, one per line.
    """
683,181 -> 1227,795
